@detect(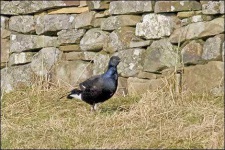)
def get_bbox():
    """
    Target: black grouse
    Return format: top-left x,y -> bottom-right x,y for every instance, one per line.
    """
67,56 -> 121,111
